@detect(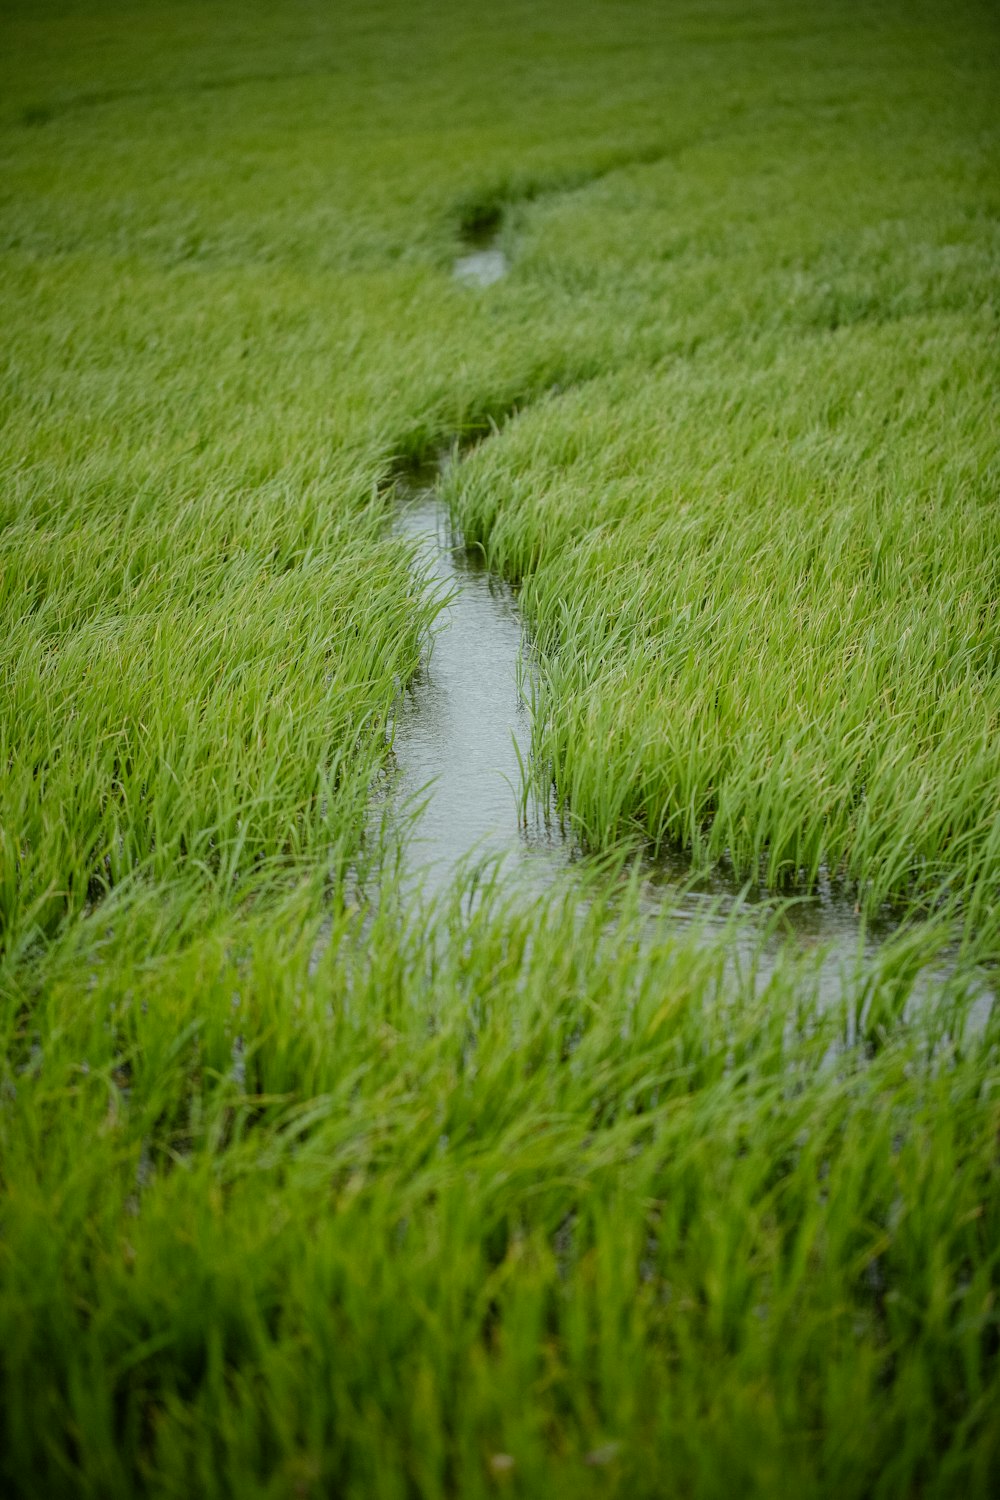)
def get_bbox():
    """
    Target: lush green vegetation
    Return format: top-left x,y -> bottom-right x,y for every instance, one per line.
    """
1,1 -> 997,1494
